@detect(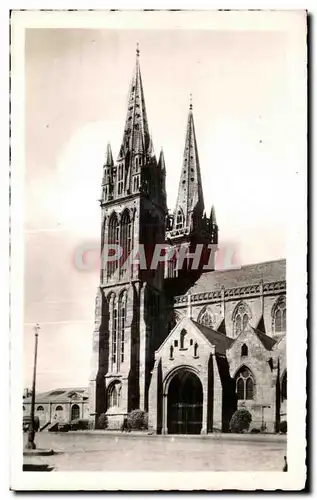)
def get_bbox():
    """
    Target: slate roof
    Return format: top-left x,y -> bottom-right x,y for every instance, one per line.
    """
272,333 -> 286,350
23,387 -> 88,404
185,259 -> 286,295
252,328 -> 277,351
192,320 -> 234,355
